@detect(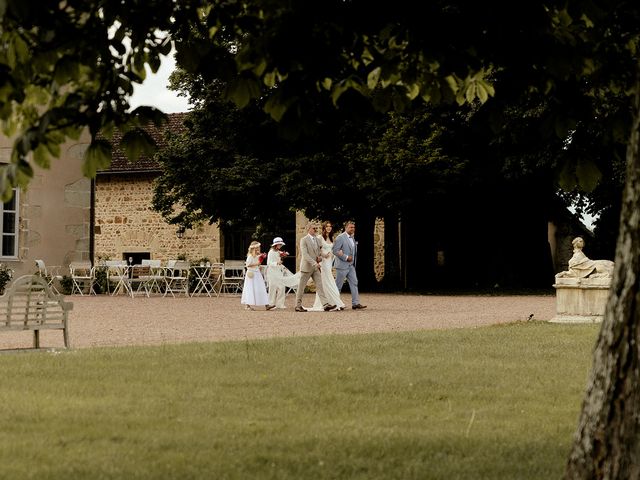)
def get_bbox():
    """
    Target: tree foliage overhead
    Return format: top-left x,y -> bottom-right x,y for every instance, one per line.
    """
0,0 -> 198,196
